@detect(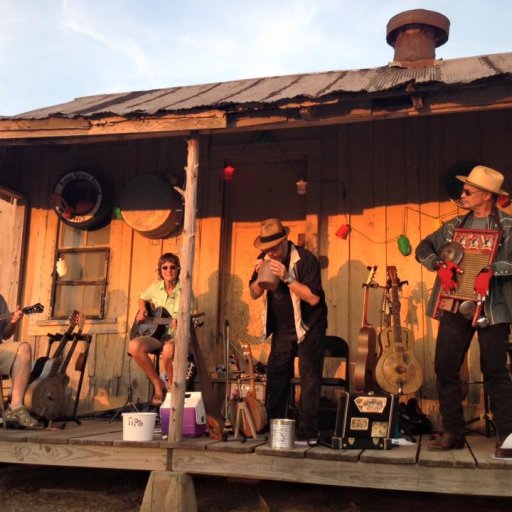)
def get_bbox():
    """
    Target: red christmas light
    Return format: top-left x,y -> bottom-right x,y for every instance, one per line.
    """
223,164 -> 235,181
